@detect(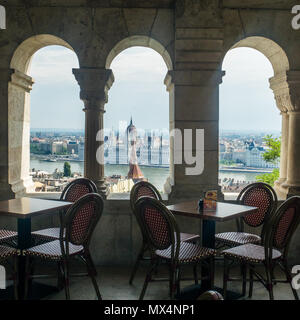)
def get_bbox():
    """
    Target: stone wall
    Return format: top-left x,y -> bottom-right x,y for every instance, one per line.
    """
0,0 -> 300,266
